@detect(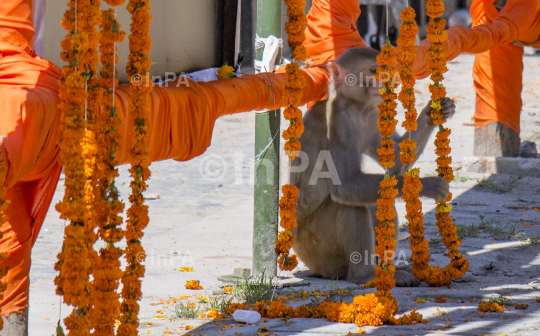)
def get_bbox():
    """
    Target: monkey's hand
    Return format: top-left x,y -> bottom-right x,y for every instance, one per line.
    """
419,176 -> 449,202
424,97 -> 456,126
